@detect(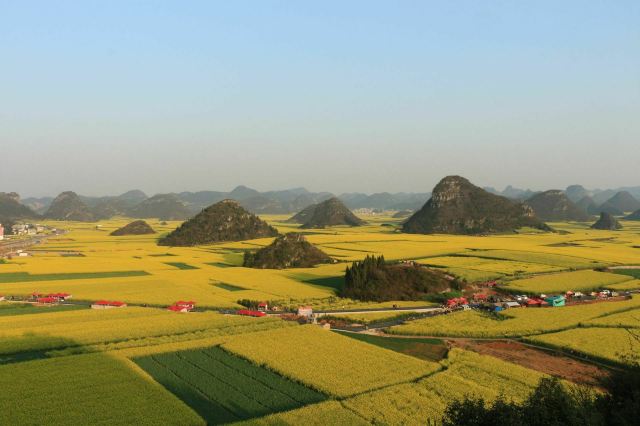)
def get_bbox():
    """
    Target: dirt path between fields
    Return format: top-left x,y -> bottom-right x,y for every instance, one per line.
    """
449,339 -> 609,387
